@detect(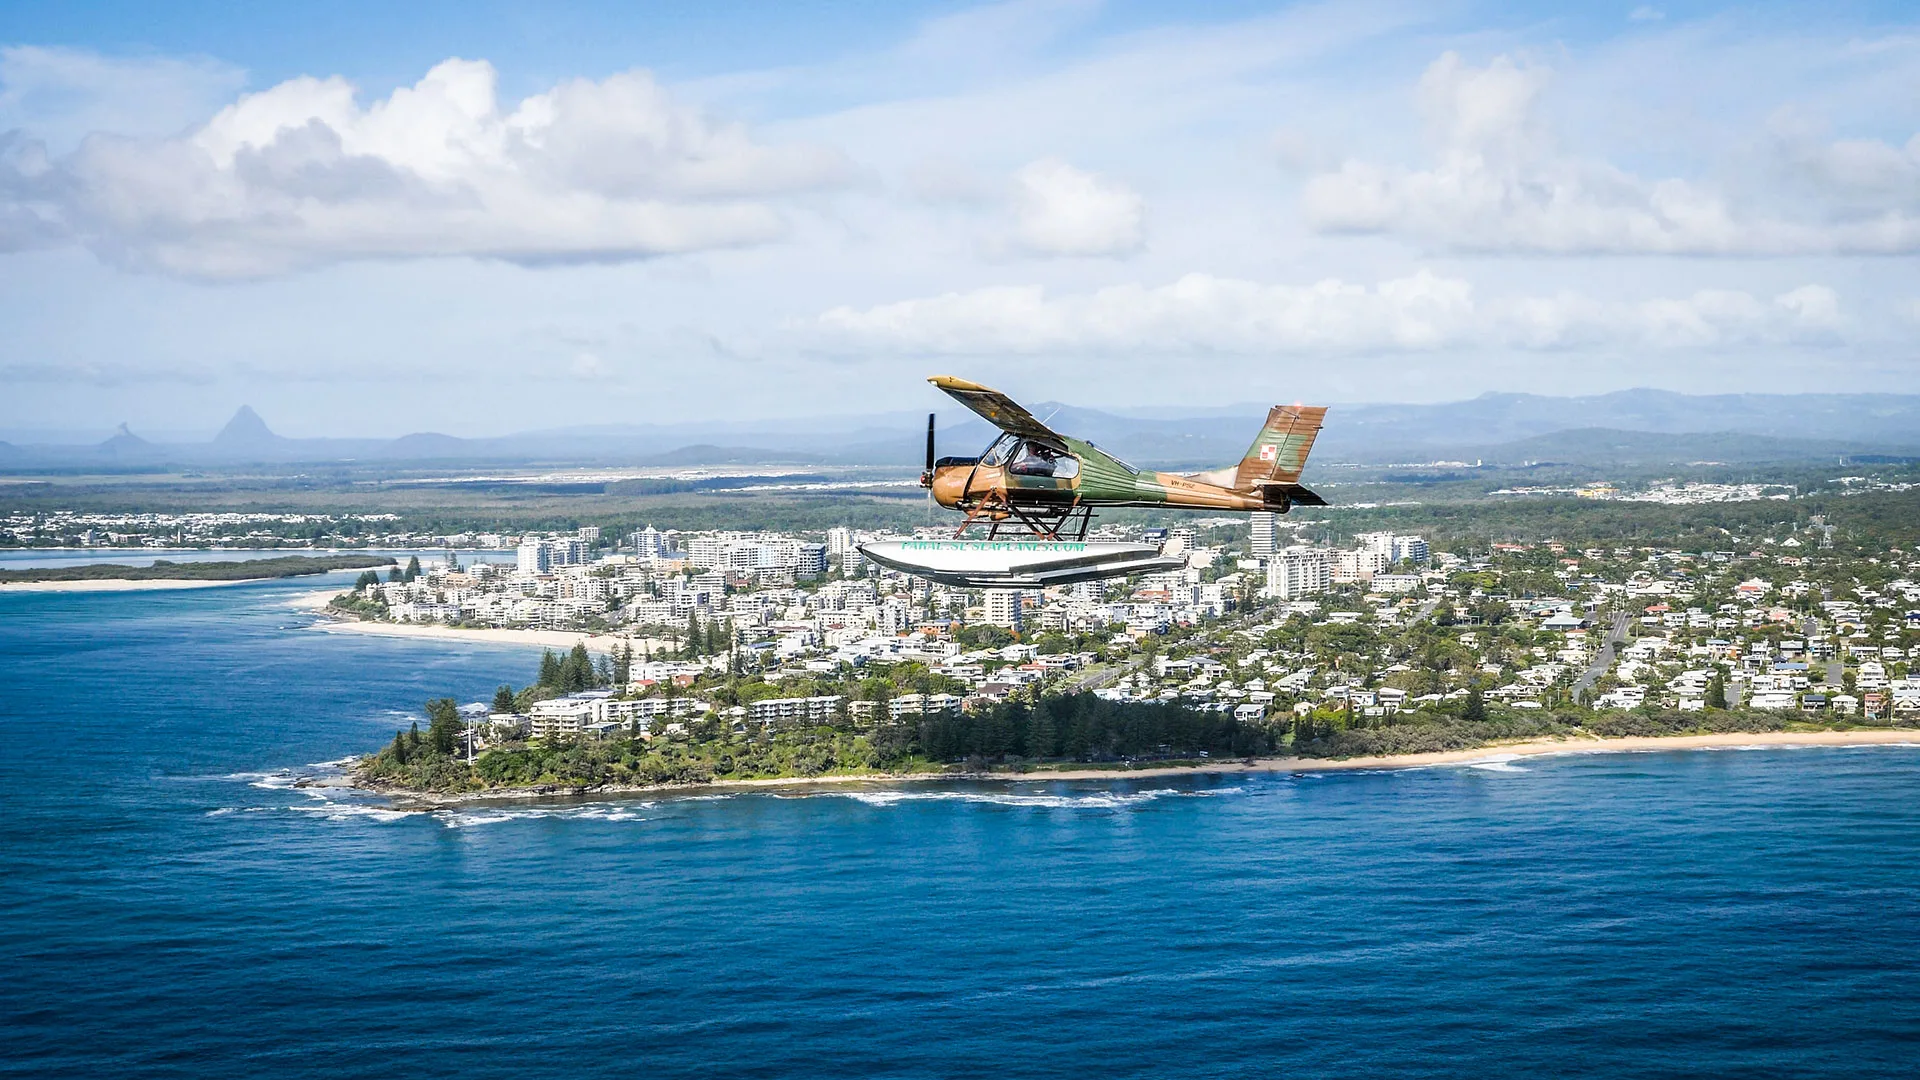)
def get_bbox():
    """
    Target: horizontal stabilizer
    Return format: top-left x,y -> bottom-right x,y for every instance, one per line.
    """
1260,482 -> 1326,507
